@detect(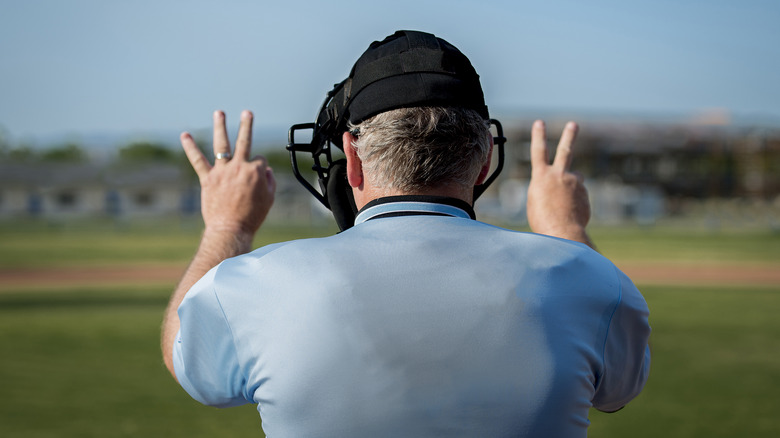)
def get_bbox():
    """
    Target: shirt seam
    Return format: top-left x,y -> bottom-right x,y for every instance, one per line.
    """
595,264 -> 623,399
212,263 -> 254,405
